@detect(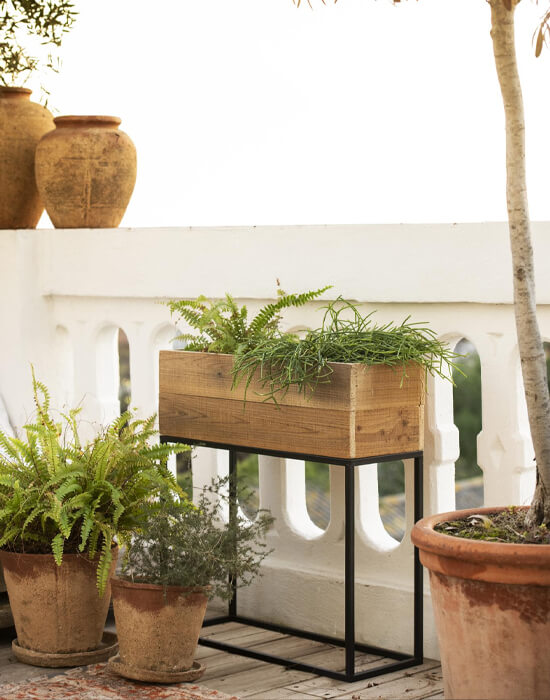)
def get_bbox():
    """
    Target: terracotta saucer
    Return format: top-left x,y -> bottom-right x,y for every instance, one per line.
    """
12,631 -> 118,668
108,654 -> 205,683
